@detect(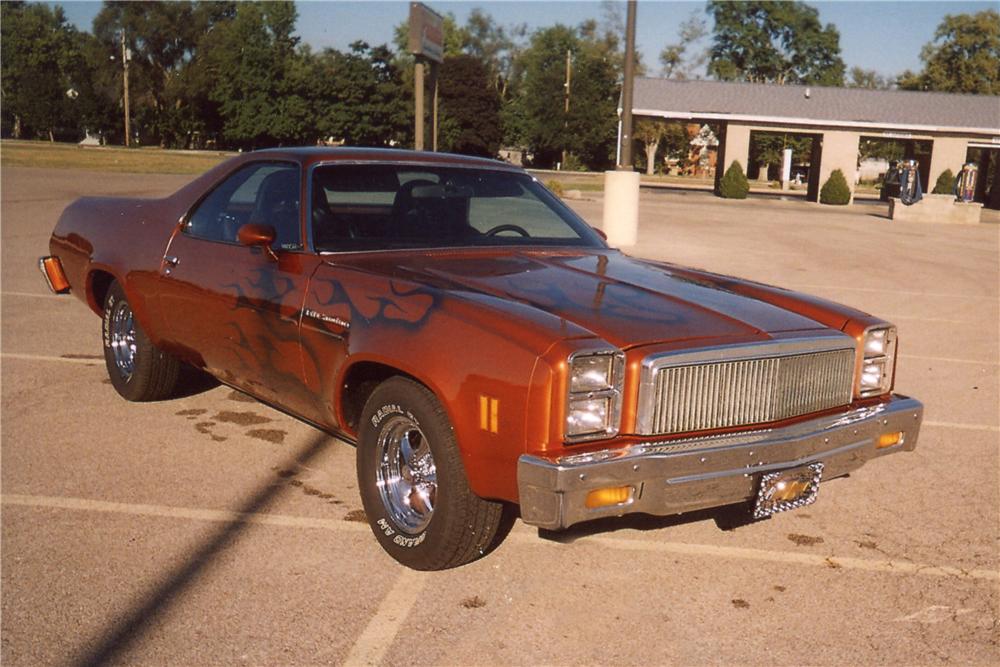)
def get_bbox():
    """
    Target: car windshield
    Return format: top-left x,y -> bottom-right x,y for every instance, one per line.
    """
310,164 -> 604,253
